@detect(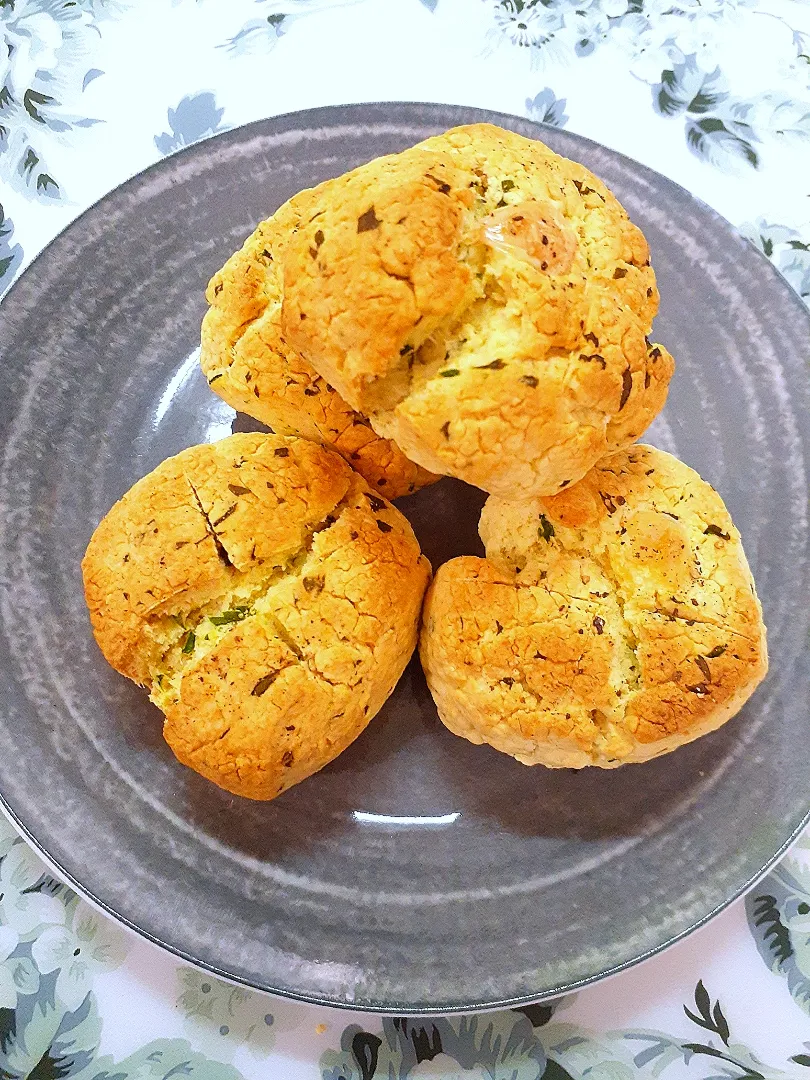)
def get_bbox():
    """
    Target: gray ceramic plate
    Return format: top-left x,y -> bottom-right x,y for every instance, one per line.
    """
0,103 -> 808,1015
